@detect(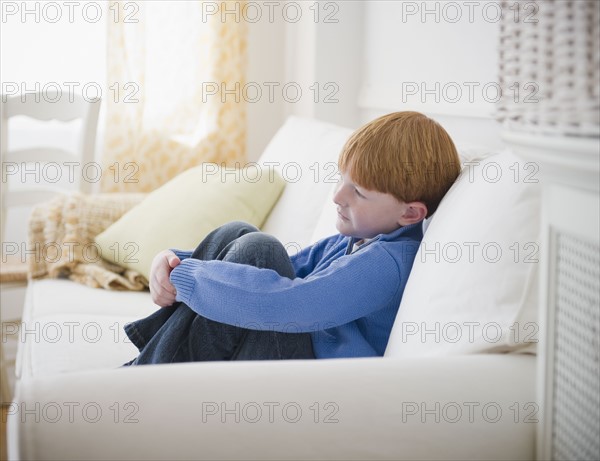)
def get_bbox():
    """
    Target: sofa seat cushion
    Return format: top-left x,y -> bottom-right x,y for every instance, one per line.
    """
20,313 -> 144,377
17,279 -> 155,378
25,279 -> 154,319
